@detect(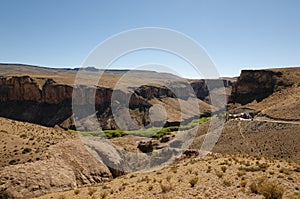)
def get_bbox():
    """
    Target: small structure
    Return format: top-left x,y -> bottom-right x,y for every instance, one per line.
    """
227,112 -> 253,120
